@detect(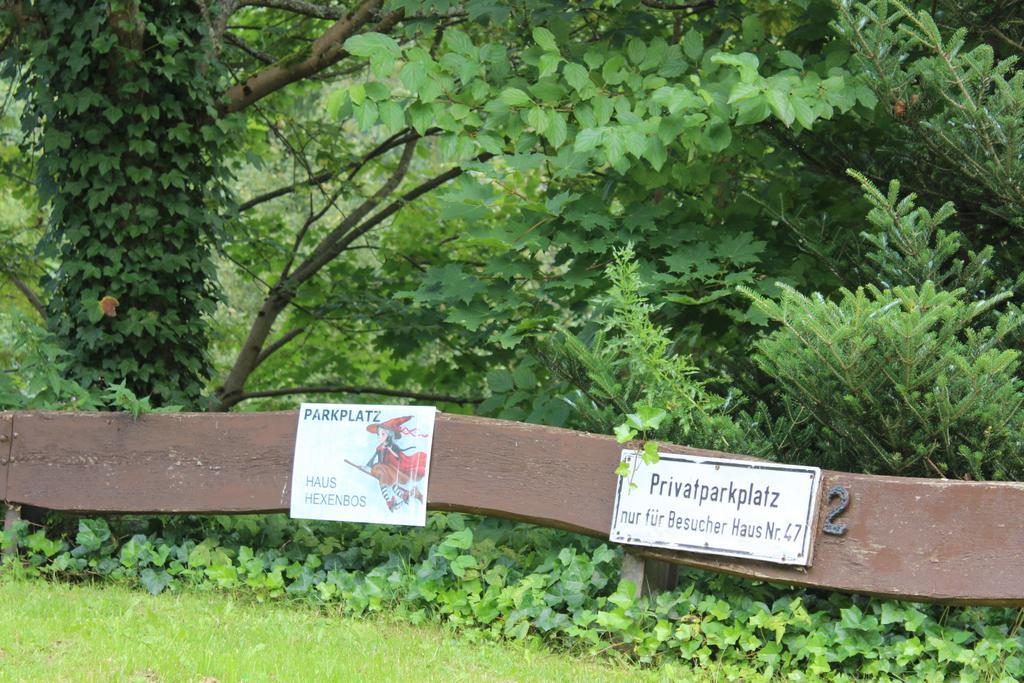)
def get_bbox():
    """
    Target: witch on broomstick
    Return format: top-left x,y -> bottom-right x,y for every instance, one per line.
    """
346,415 -> 427,511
